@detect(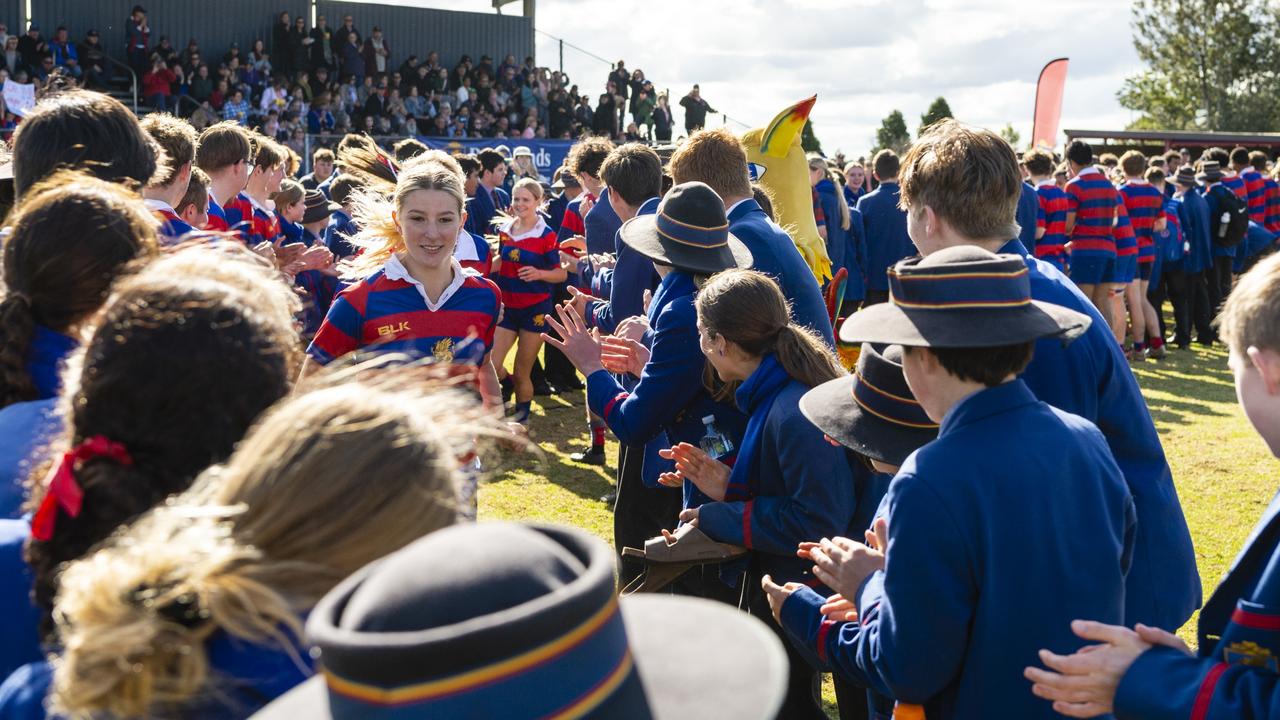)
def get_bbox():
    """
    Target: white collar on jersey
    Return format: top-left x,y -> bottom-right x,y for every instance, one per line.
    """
385,254 -> 470,311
